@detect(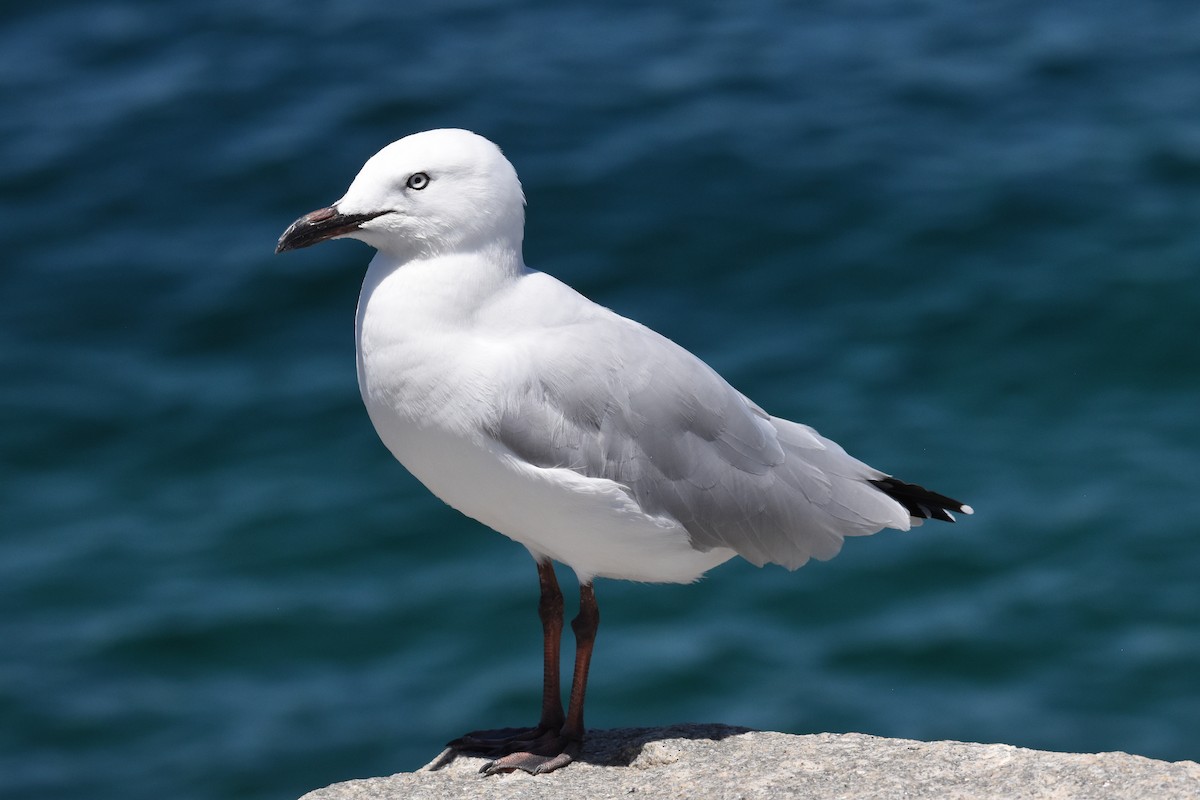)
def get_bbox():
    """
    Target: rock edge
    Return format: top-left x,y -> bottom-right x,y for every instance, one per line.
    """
300,723 -> 1200,800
